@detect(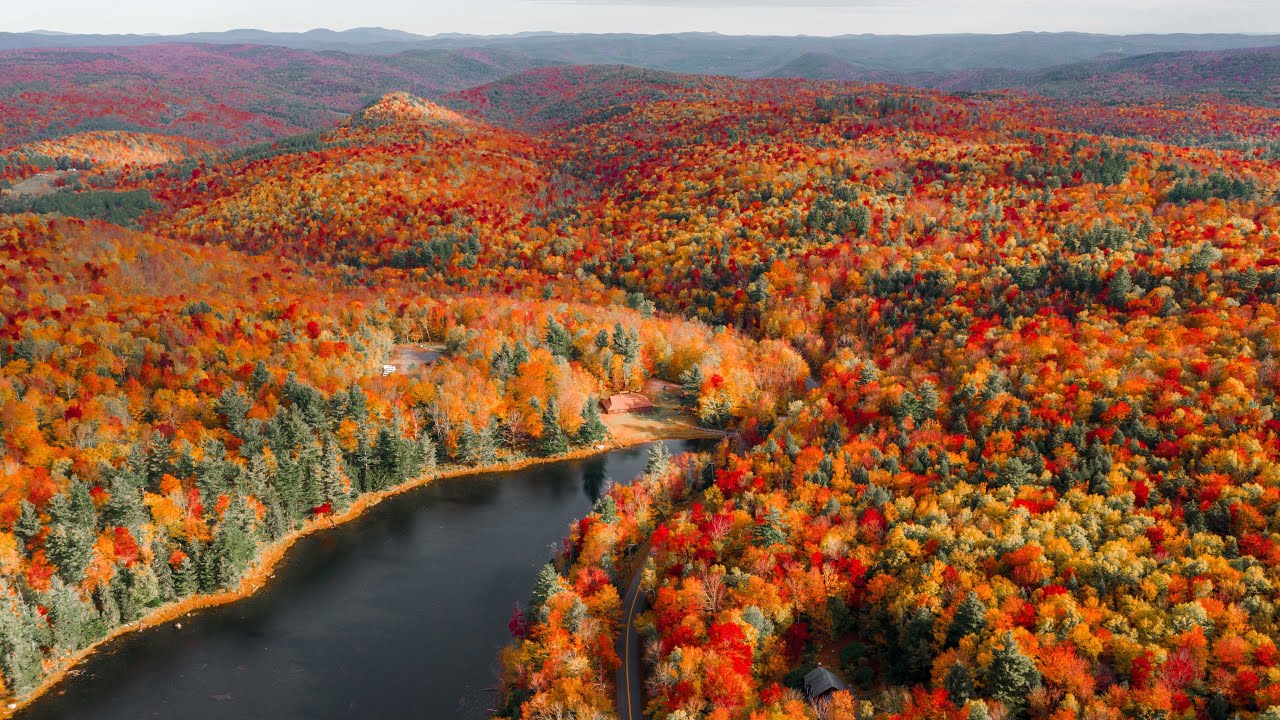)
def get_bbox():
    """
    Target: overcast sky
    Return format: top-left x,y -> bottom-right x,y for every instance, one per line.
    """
8,0 -> 1279,36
